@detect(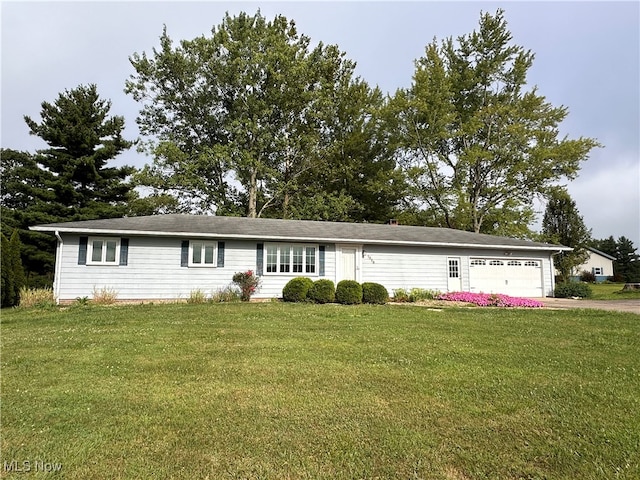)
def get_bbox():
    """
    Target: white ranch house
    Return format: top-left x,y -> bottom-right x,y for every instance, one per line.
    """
32,215 -> 570,303
570,247 -> 616,282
